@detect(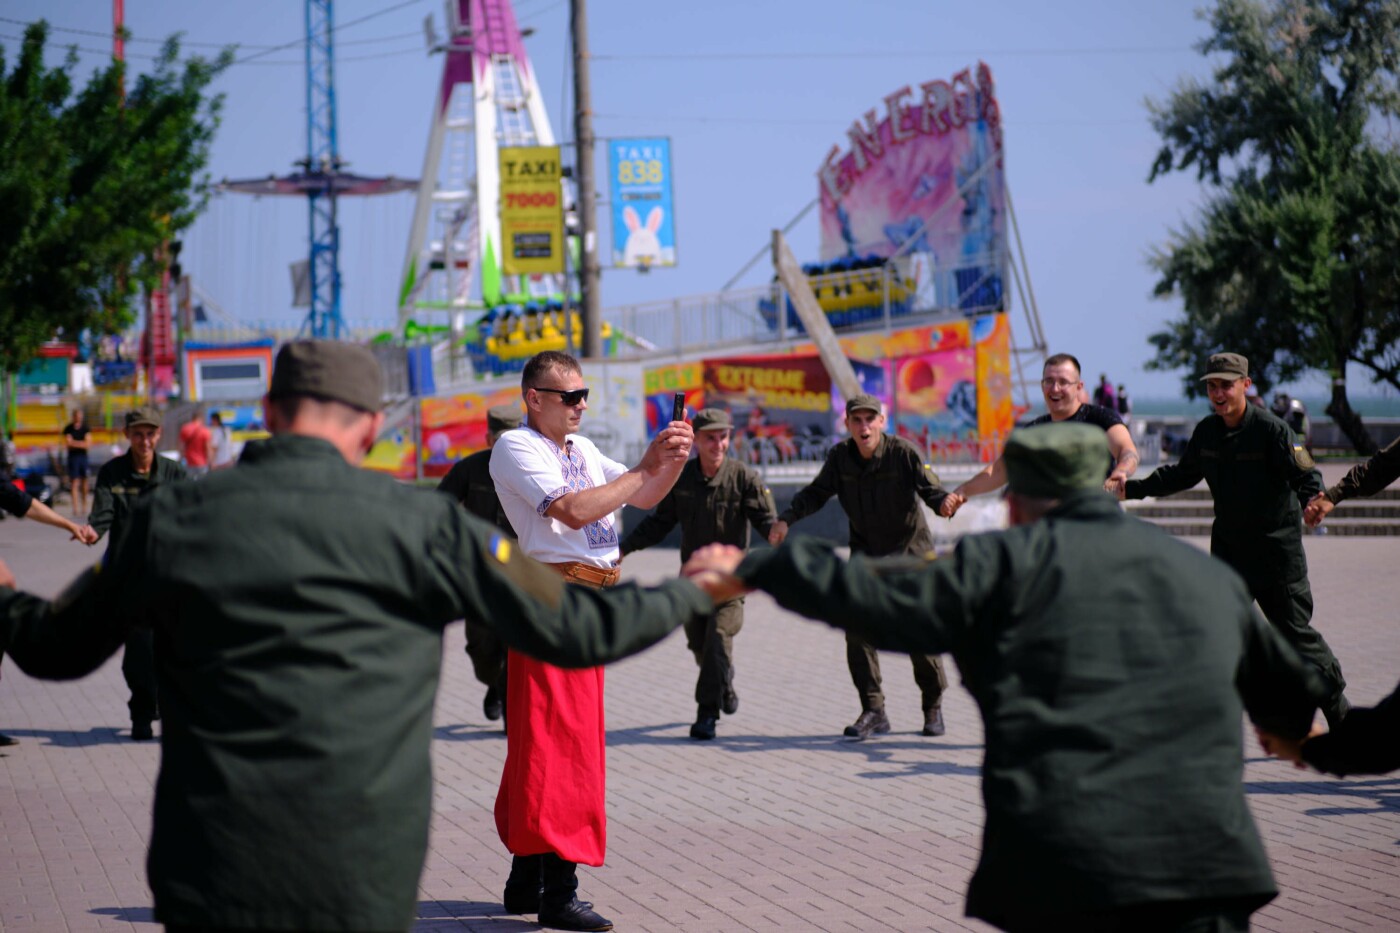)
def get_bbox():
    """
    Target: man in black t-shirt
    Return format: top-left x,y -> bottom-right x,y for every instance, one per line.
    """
62,409 -> 92,517
942,353 -> 1139,515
